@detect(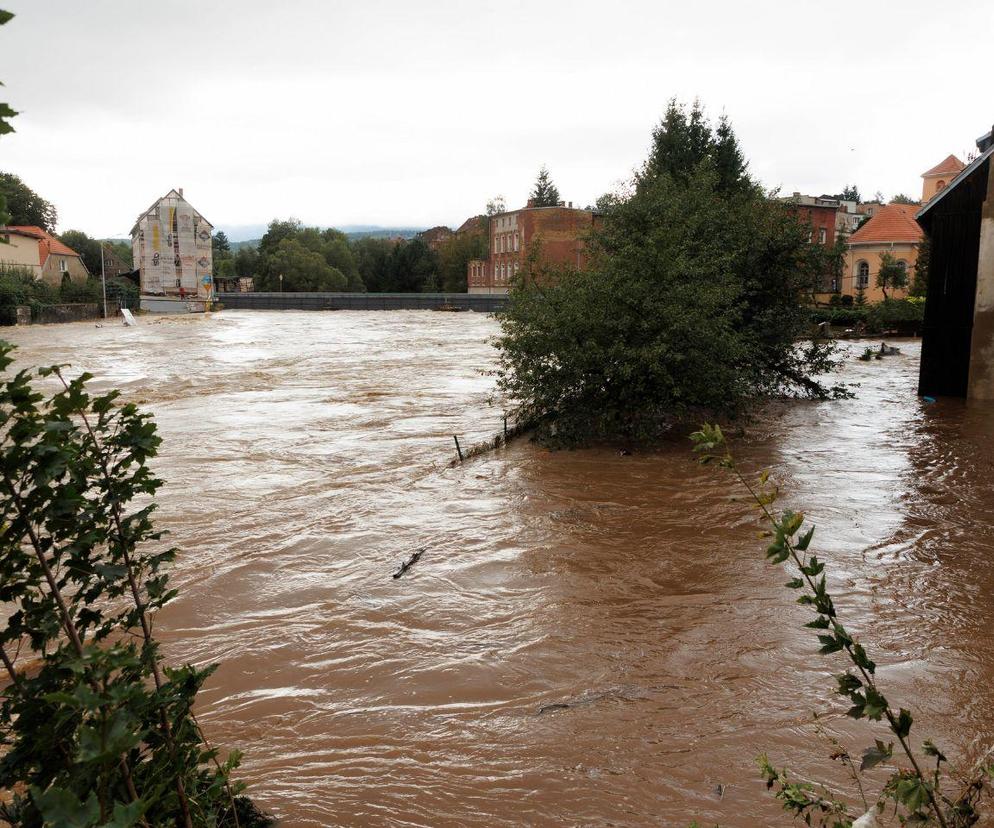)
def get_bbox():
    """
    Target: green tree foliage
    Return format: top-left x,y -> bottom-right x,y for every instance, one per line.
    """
529,166 -> 561,207
495,101 -> 845,445
234,245 -> 259,278
890,193 -> 918,205
255,238 -> 347,291
58,229 -> 103,275
0,172 -> 57,232
911,237 -> 929,297
255,219 -> 363,291
436,222 -> 487,293
352,237 -> 394,292
876,251 -> 909,300
485,196 -> 506,217
212,230 -> 233,277
0,10 -> 15,228
0,345 -> 271,826
838,184 -> 861,203
349,236 -> 439,292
